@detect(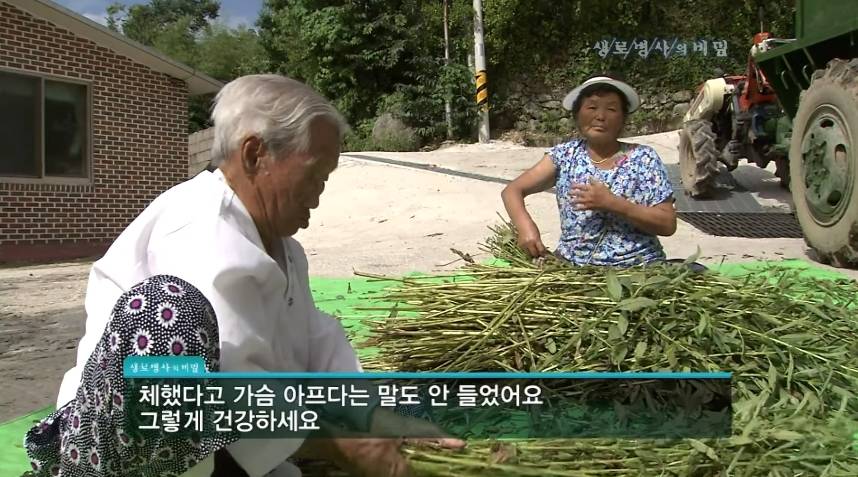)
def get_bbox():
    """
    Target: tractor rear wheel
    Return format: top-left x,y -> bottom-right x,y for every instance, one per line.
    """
790,58 -> 858,268
678,119 -> 720,197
